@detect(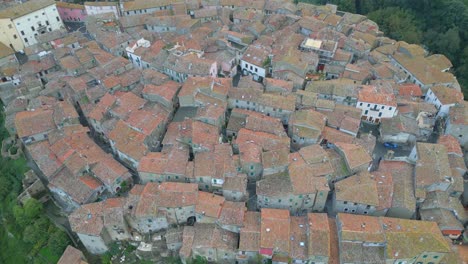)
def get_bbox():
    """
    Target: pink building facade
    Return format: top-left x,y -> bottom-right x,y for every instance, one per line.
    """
56,2 -> 87,23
